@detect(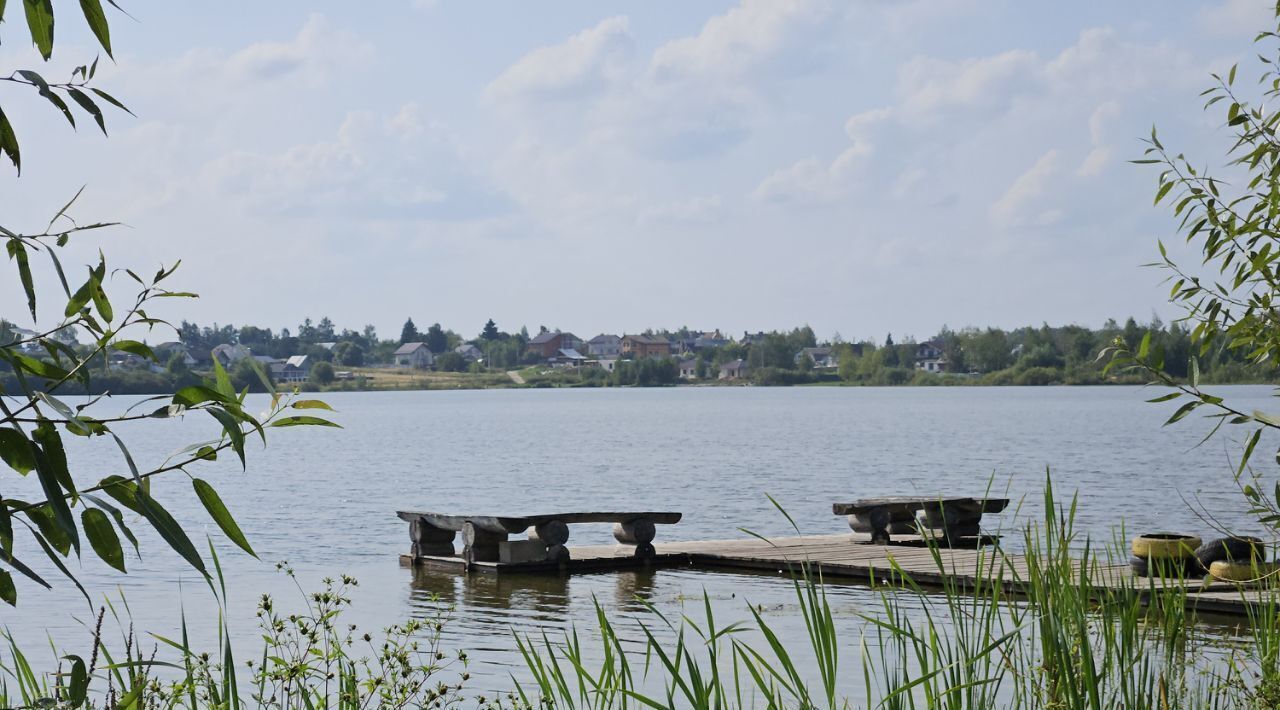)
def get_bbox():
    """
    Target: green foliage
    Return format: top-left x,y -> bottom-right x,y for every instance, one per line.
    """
332,340 -> 364,366
509,482 -> 1259,708
0,564 -> 472,708
309,361 -> 335,385
425,323 -> 448,354
0,2 -> 130,172
610,357 -> 677,386
0,5 -> 336,606
1111,6 -> 1280,532
435,351 -> 467,372
399,317 -> 419,345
